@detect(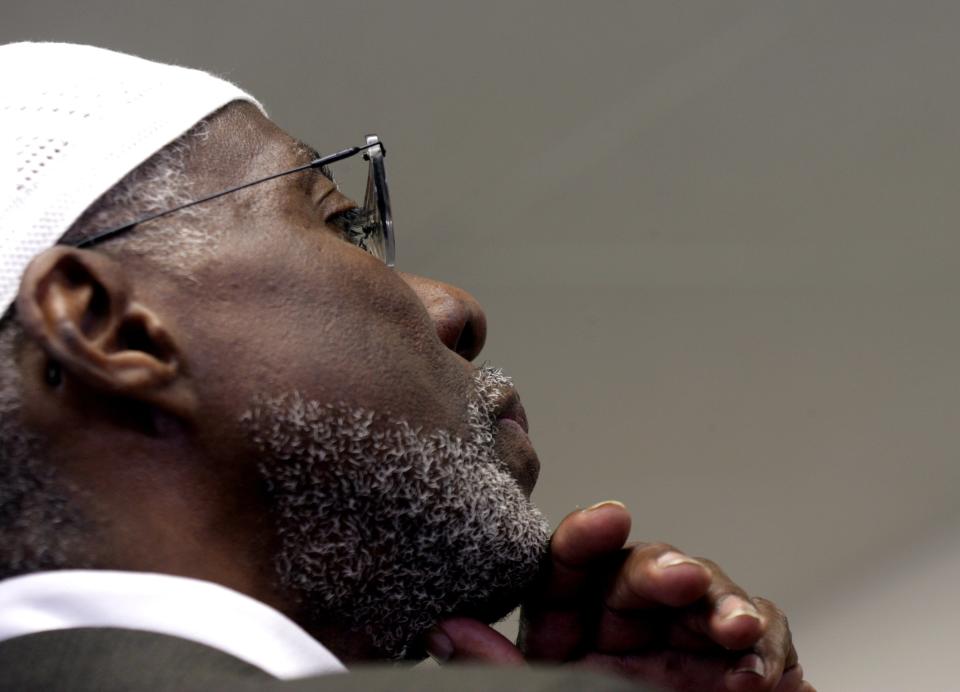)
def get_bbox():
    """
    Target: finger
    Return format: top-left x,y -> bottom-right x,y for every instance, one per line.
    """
594,543 -> 714,653
426,617 -> 525,665
519,501 -> 632,661
724,599 -> 795,692
600,558 -> 766,660
605,544 -> 713,611
539,501 -> 633,603
680,558 -> 766,652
